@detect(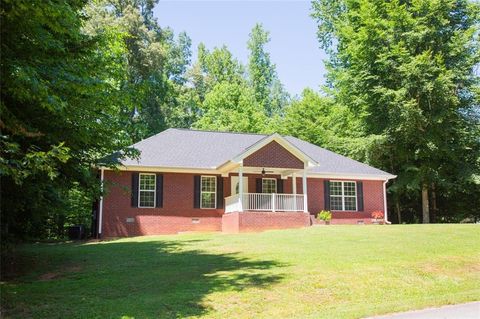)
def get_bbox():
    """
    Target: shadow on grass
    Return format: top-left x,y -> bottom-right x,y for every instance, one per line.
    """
2,238 -> 285,318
